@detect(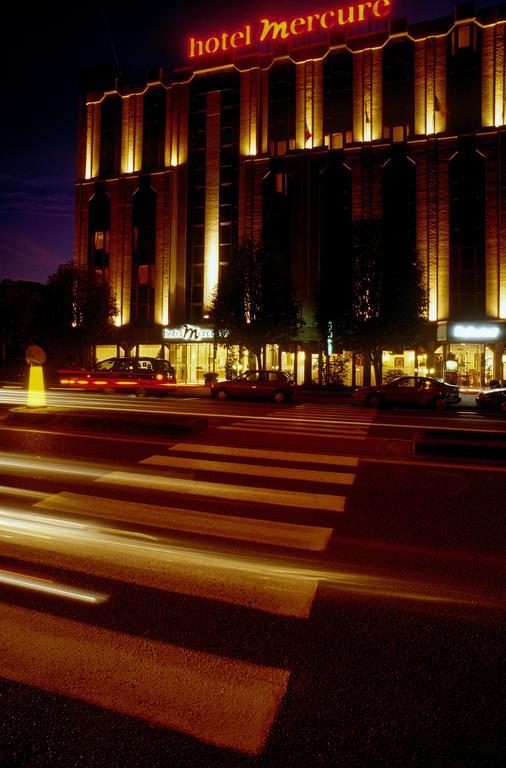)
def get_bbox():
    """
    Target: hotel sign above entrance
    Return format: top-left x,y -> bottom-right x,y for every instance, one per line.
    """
188,0 -> 392,58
